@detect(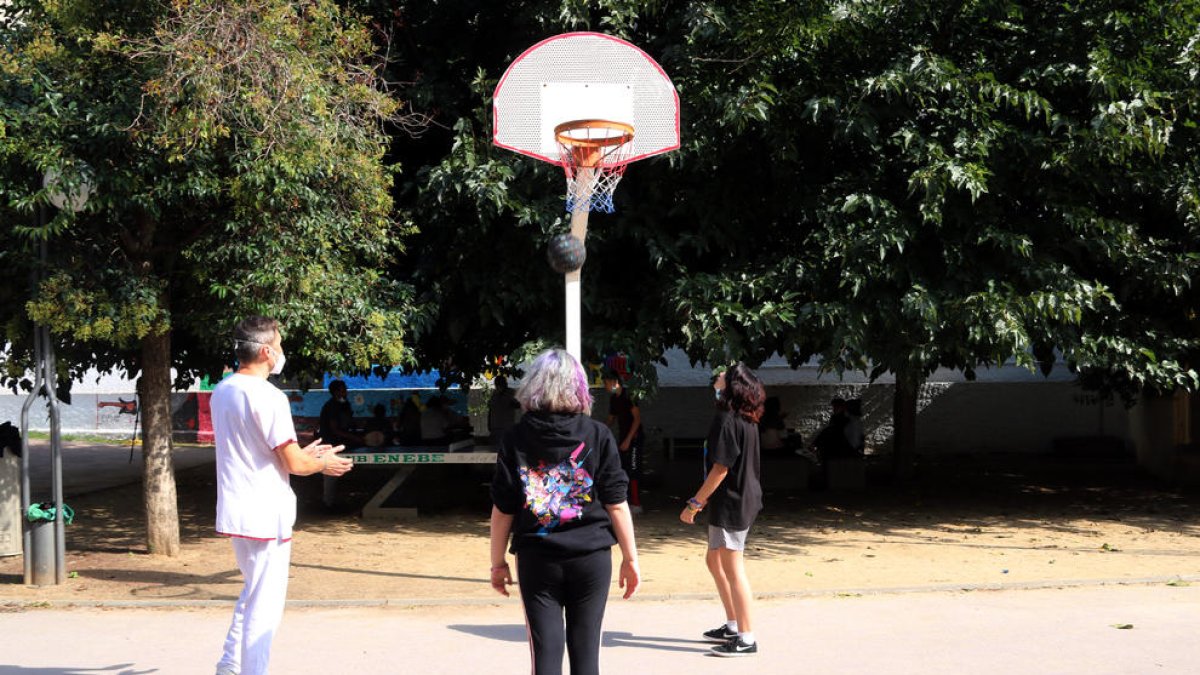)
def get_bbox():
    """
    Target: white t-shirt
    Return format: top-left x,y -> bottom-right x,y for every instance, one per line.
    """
211,373 -> 298,540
